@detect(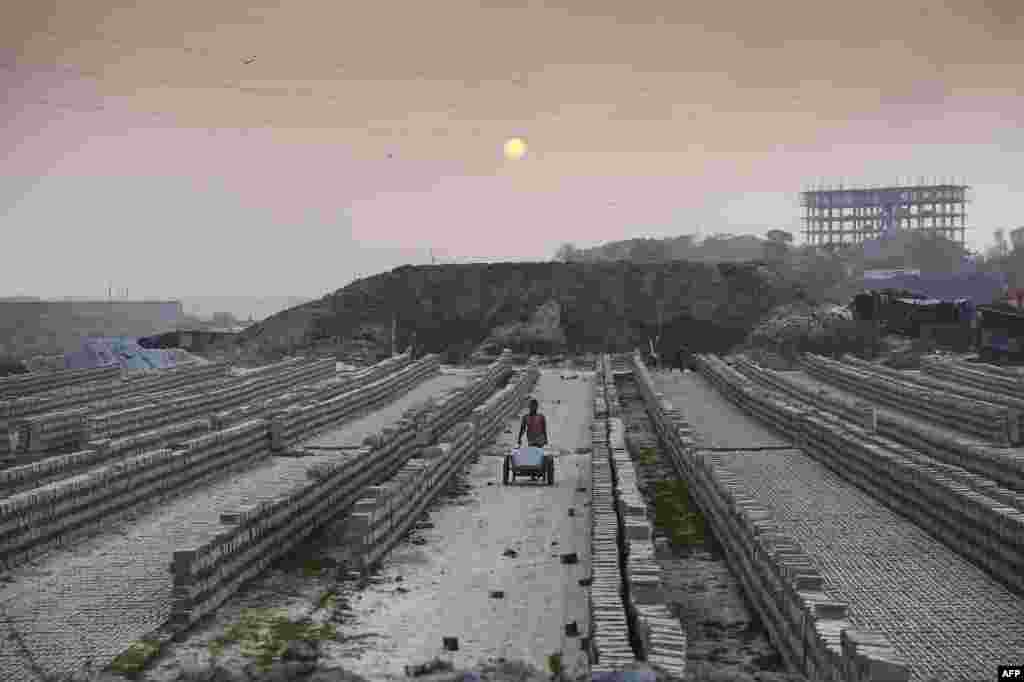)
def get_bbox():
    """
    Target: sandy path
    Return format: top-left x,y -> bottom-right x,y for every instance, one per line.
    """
316,369 -> 595,680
